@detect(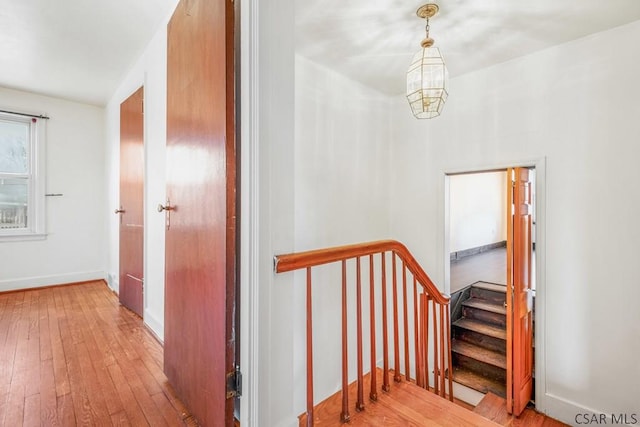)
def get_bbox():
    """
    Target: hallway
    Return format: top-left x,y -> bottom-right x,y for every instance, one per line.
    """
451,247 -> 507,293
0,281 -> 194,426
450,247 -> 536,294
